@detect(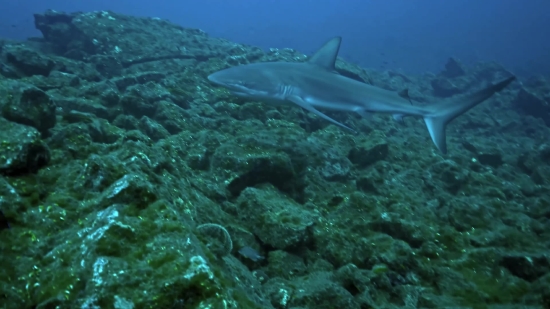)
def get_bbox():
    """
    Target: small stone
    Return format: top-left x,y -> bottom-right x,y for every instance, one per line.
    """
348,130 -> 389,167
